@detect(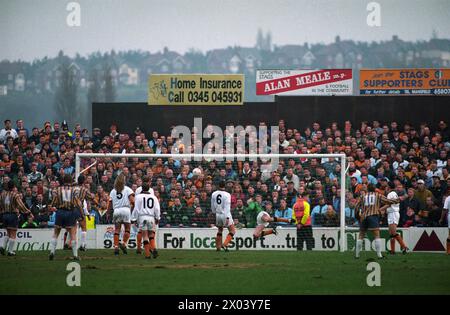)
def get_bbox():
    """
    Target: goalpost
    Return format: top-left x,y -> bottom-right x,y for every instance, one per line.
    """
76,153 -> 347,252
